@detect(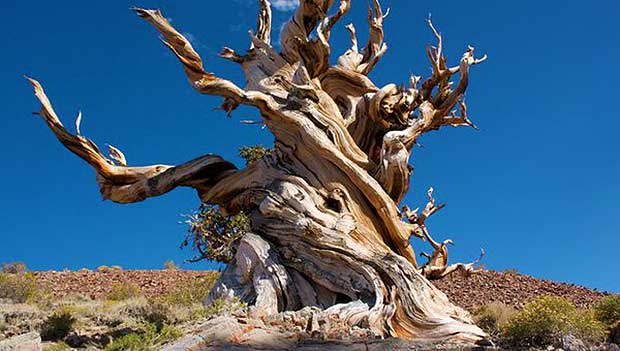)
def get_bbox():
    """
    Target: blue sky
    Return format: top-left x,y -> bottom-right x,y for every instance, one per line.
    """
1,1 -> 618,292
